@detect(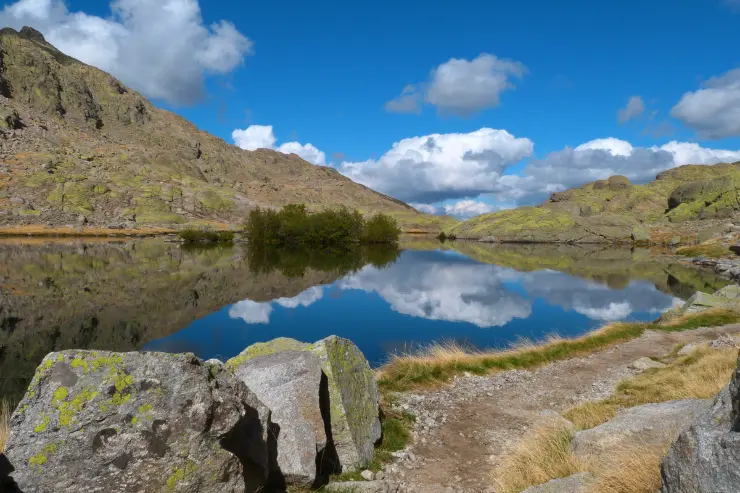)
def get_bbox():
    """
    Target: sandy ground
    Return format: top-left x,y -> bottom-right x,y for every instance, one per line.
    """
384,324 -> 740,493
